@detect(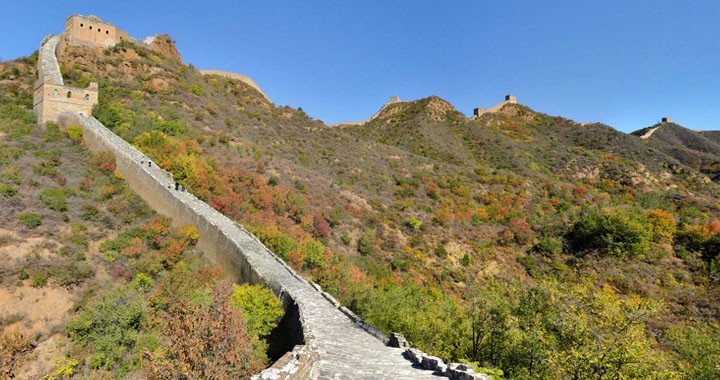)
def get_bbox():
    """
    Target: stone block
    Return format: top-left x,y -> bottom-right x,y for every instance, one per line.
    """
388,332 -> 409,348
421,355 -> 443,370
404,348 -> 424,364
